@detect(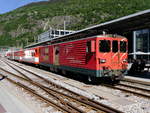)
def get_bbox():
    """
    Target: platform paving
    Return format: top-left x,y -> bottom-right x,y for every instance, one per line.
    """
124,75 -> 150,85
0,80 -> 34,113
0,104 -> 6,113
